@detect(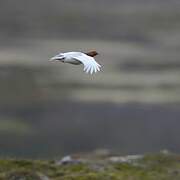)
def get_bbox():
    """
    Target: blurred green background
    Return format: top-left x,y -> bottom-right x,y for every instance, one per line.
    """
0,0 -> 180,158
